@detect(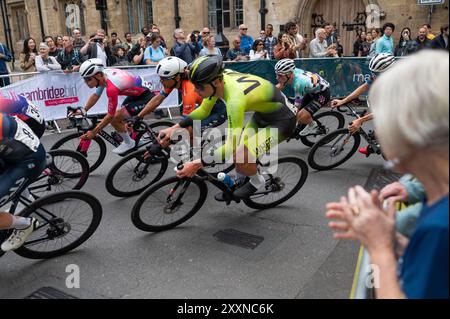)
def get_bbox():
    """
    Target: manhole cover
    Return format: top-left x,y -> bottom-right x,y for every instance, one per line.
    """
364,168 -> 402,191
213,229 -> 264,250
25,287 -> 78,299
